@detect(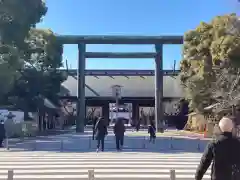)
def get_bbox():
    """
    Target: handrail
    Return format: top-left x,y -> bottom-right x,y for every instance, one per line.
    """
4,136 -> 205,152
